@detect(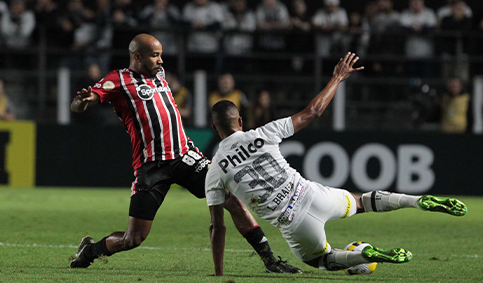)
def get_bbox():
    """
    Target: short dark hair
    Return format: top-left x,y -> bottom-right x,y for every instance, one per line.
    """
212,100 -> 237,115
211,100 -> 239,131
